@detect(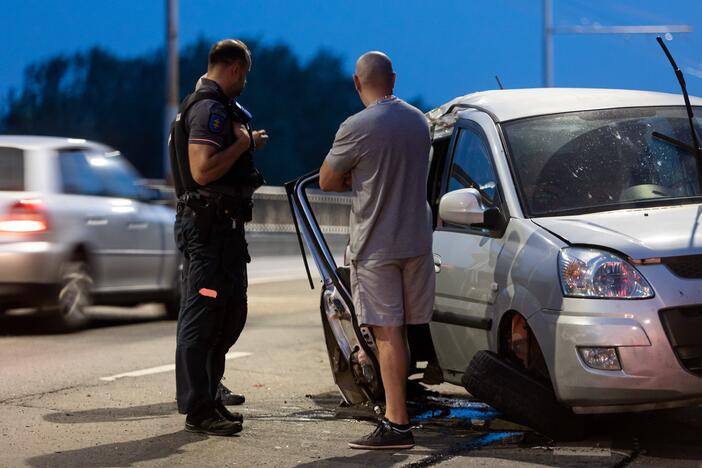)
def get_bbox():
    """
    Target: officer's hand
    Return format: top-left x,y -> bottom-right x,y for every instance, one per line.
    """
343,172 -> 352,189
253,130 -> 269,150
233,123 -> 251,148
